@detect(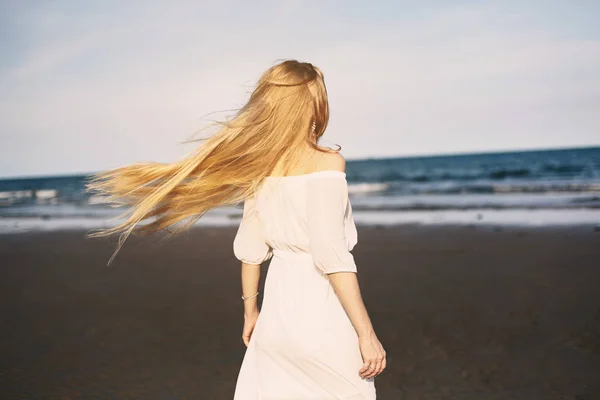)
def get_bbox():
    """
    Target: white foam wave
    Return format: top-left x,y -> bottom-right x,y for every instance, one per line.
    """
352,209 -> 600,226
347,183 -> 390,194
2,209 -> 599,234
